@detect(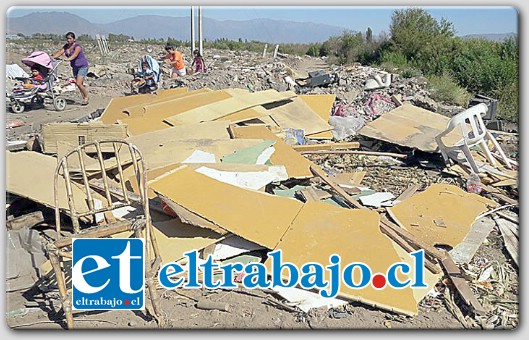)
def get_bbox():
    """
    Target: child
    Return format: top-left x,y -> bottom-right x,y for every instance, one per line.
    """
131,61 -> 155,91
164,44 -> 186,78
23,68 -> 44,88
191,49 -> 206,74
